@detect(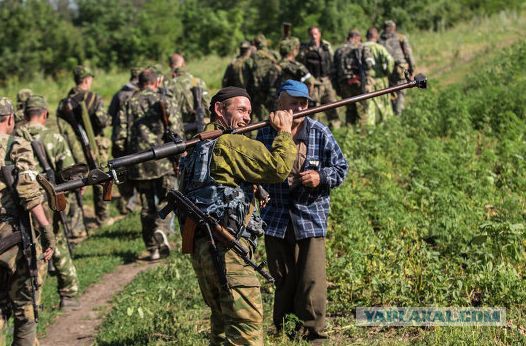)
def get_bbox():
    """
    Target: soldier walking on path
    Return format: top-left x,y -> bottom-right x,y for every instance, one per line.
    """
222,41 -> 254,89
0,97 -> 55,346
166,53 -> 210,139
379,20 -> 416,115
179,87 -> 296,345
56,65 -> 110,228
17,95 -> 82,311
109,68 -> 141,215
362,27 -> 395,127
299,26 -> 340,129
114,68 -> 183,261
